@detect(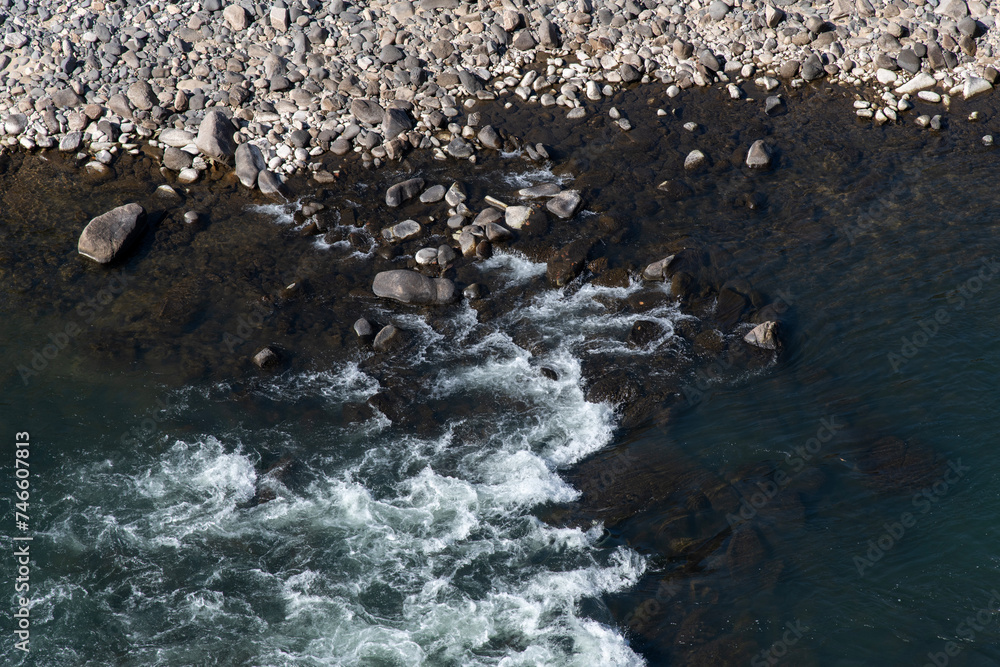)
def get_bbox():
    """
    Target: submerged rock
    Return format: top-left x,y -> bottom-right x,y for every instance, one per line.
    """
252,346 -> 280,369
78,203 -> 147,264
372,270 -> 456,305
